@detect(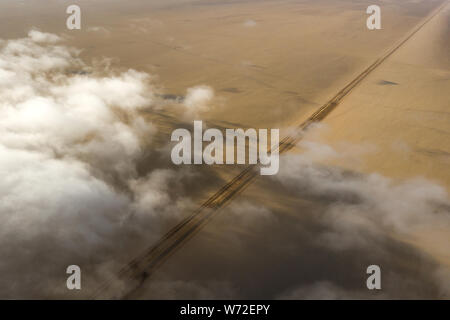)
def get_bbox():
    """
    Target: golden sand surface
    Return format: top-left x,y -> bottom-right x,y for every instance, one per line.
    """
320,3 -> 450,189
3,0 -> 442,195
1,0 -> 440,129
1,0 -> 448,298
316,2 -> 450,273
